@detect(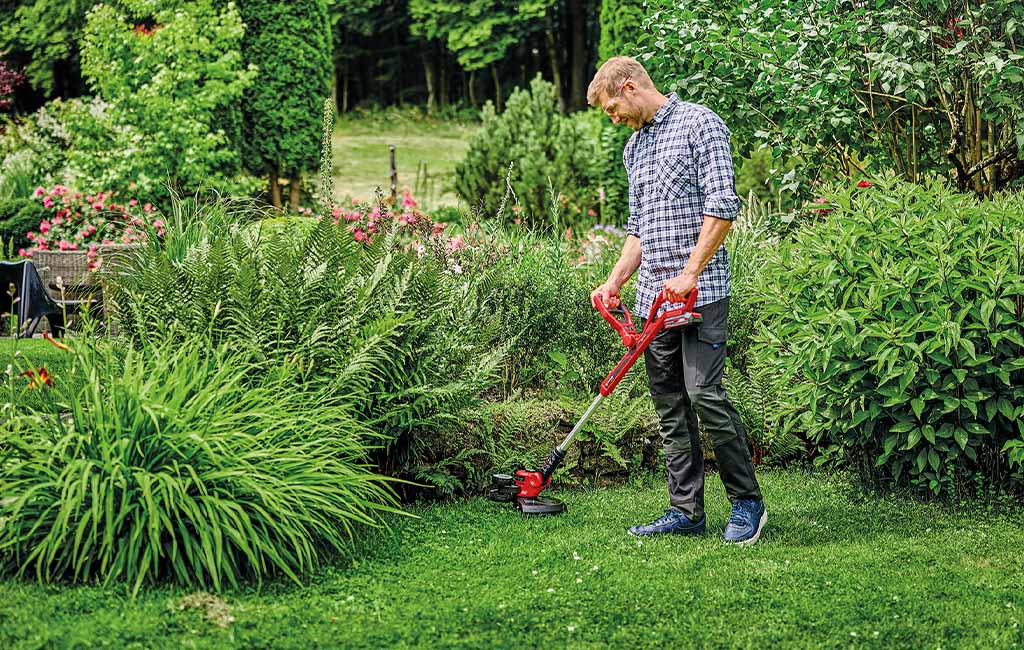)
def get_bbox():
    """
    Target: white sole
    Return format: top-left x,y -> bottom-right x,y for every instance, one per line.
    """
734,509 -> 768,546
